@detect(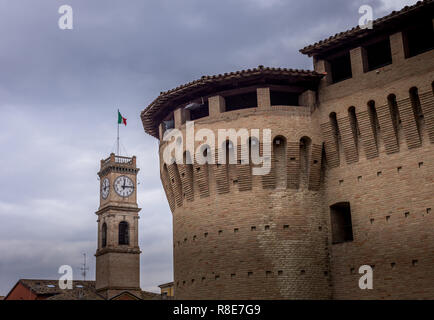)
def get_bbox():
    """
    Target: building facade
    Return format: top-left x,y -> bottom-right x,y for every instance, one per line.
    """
159,281 -> 175,297
141,1 -> 434,299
